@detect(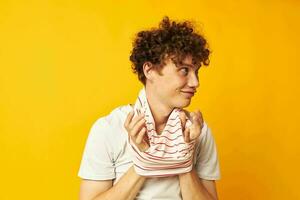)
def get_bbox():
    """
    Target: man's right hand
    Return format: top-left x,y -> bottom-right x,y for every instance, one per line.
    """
124,109 -> 150,152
